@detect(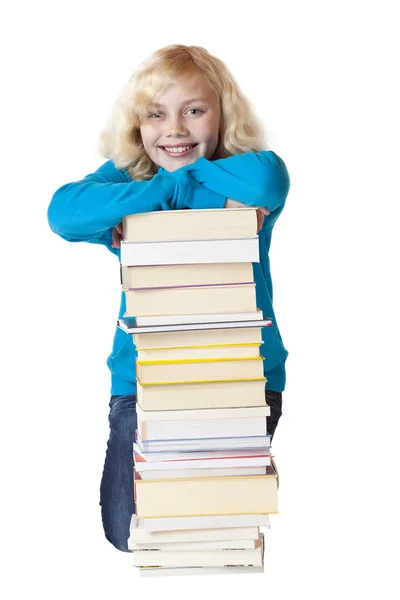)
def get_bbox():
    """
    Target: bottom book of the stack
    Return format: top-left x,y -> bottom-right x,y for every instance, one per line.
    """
129,514 -> 269,577
139,566 -> 264,577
